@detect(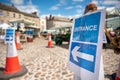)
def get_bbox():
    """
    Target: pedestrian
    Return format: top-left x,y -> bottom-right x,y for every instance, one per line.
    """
84,3 -> 97,14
